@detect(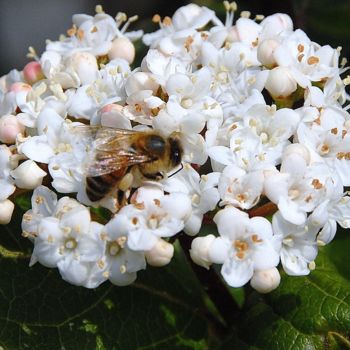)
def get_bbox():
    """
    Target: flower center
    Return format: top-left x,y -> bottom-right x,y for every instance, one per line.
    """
109,242 -> 121,256
233,239 -> 249,259
108,236 -> 127,257
64,238 -> 77,250
181,98 -> 193,109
